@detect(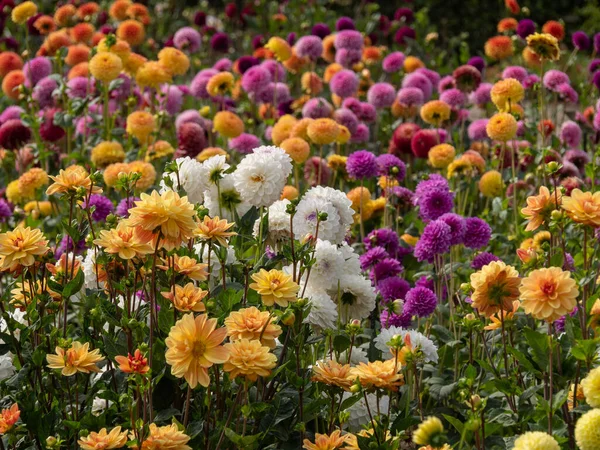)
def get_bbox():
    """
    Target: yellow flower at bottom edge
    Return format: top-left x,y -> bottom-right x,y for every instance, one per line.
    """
78,427 -> 128,450
137,424 -> 191,450
575,408 -> 600,450
223,339 -> 277,381
412,416 -> 445,447
513,431 -> 560,450
165,313 -> 229,388
249,268 -> 300,308
582,367 -> 600,408
302,430 -> 347,450
519,267 -> 578,322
